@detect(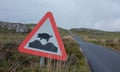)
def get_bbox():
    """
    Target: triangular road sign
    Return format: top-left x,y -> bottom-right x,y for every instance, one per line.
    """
18,12 -> 67,61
